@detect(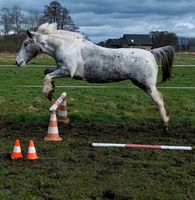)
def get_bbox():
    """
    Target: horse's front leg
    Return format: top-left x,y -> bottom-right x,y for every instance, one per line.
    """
43,74 -> 54,100
43,67 -> 67,100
